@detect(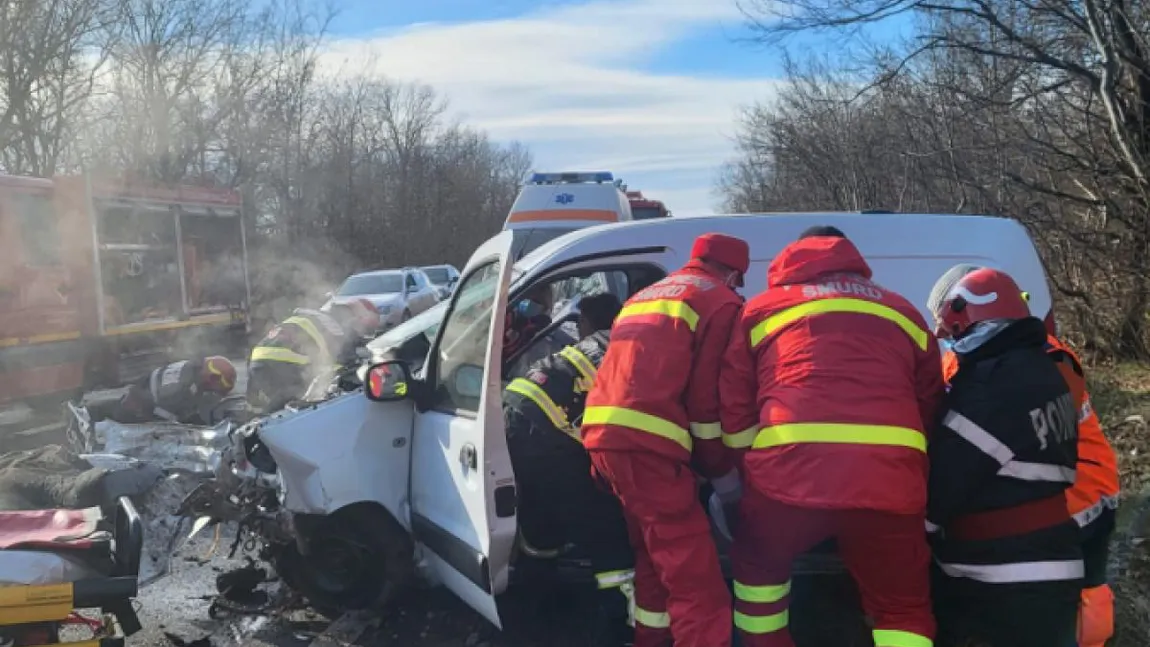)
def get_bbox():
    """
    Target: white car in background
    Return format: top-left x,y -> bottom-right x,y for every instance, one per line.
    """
419,264 -> 461,300
323,267 -> 440,328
